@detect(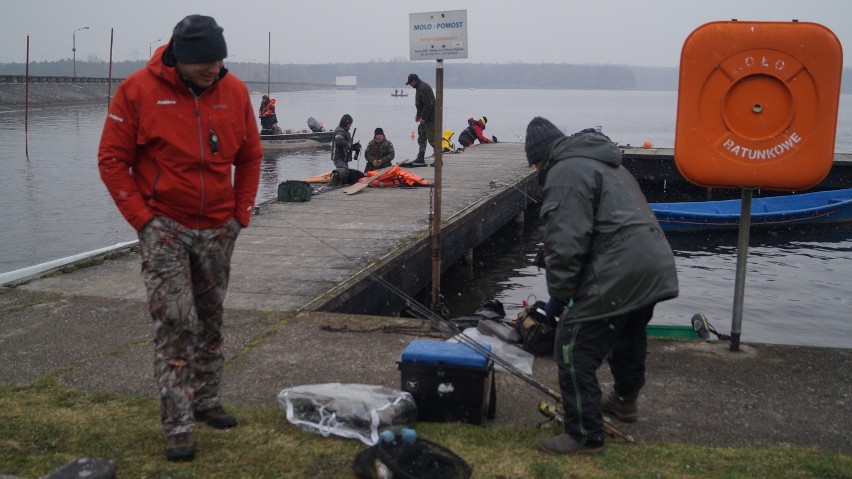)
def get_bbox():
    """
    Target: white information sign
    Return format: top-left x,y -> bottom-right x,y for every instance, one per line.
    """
409,10 -> 468,60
